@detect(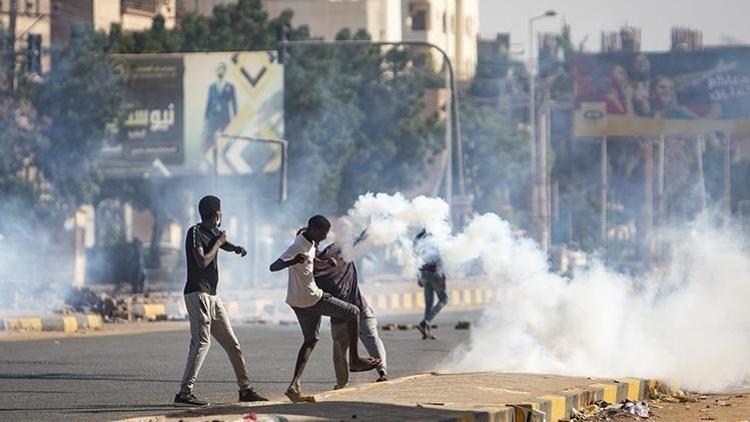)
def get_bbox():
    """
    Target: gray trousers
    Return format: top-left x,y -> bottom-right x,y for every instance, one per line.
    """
331,307 -> 387,387
179,292 -> 251,394
423,280 -> 449,324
